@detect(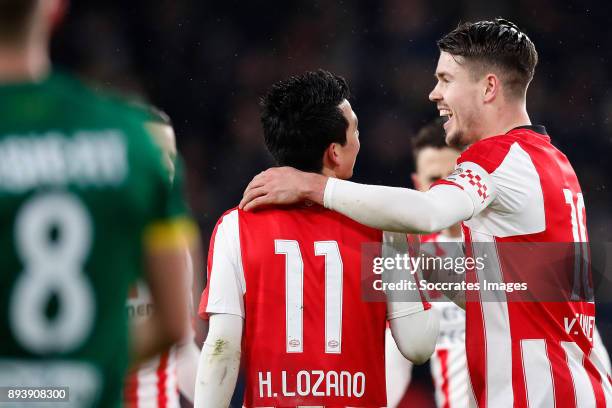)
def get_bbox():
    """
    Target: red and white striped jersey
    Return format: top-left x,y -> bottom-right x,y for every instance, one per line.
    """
199,205 -> 430,408
433,126 -> 612,408
422,229 -> 611,408
422,232 -> 469,408
124,350 -> 179,408
124,282 -> 180,408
